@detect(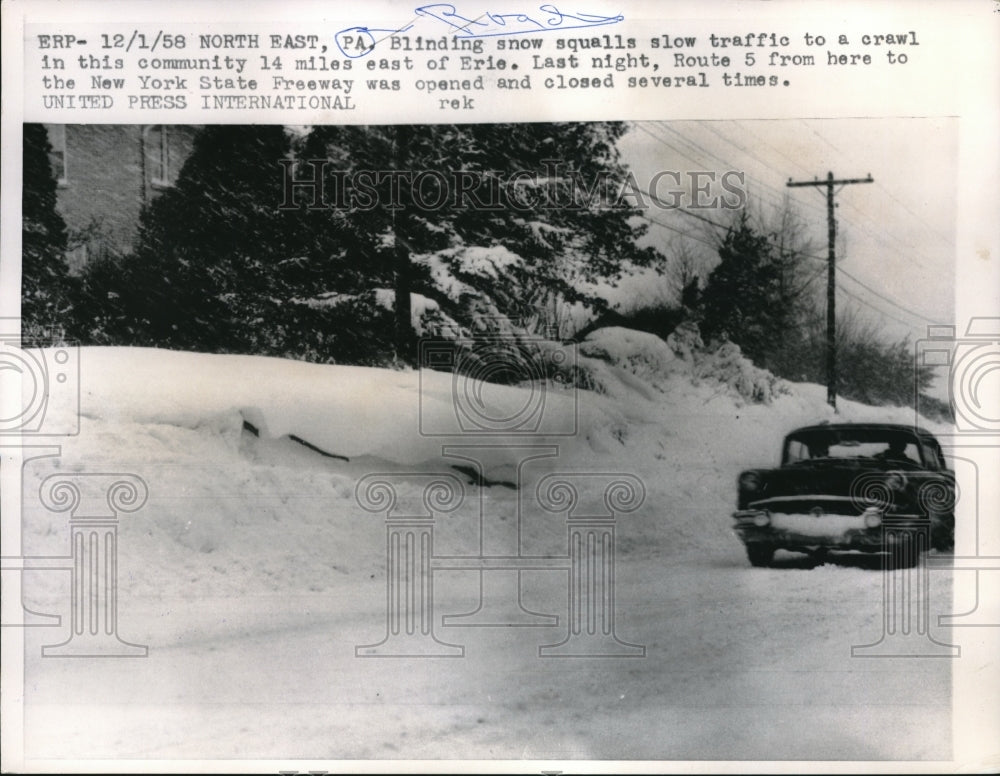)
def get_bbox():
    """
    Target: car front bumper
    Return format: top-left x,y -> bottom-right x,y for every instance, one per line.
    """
732,509 -> 929,551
